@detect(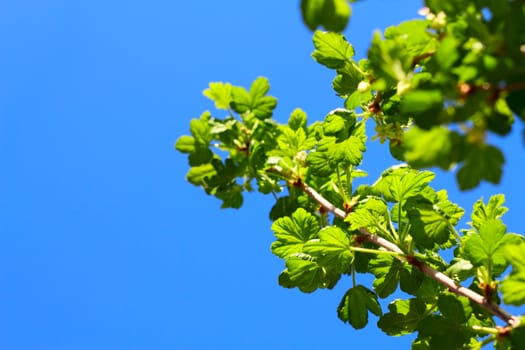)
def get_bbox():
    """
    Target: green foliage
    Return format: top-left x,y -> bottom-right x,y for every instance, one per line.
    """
378,298 -> 429,336
177,1 -> 525,349
300,0 -> 352,33
501,242 -> 525,306
338,285 -> 382,329
271,208 -> 320,258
